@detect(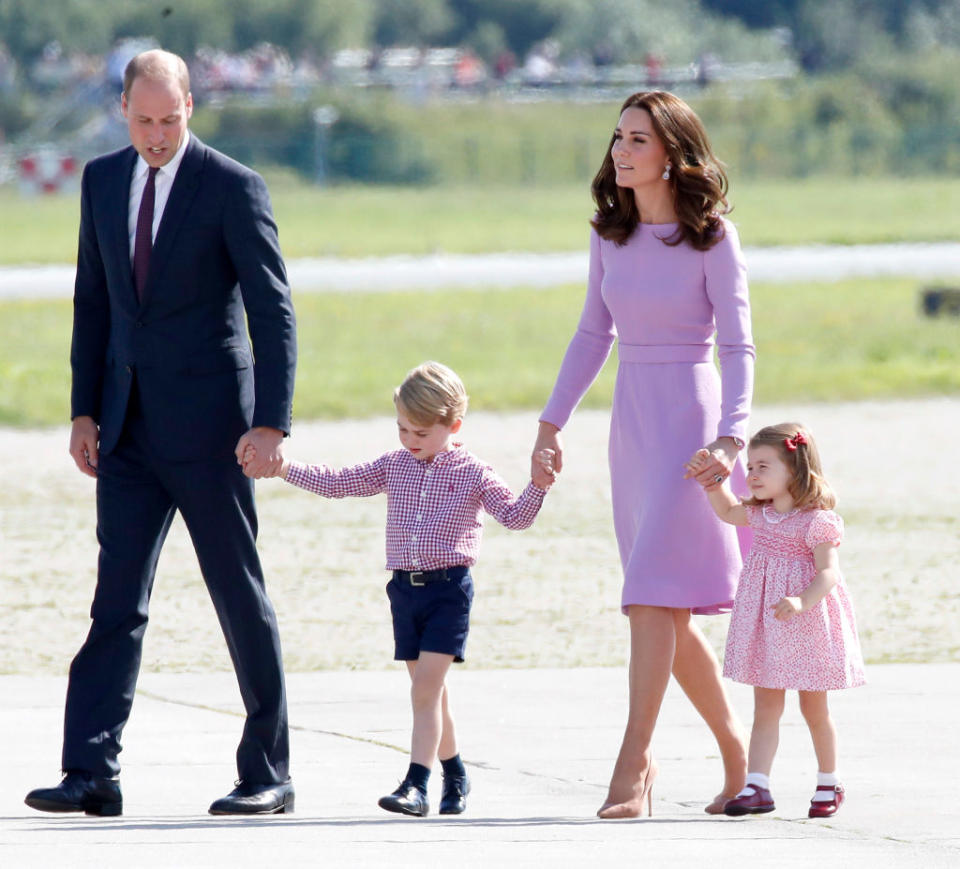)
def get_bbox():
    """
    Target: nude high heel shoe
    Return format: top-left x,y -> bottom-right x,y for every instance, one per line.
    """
597,758 -> 658,819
